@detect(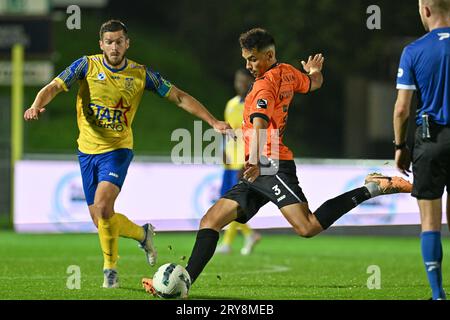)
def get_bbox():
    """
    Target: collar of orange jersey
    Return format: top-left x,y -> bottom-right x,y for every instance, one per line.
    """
257,62 -> 279,79
102,57 -> 128,73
